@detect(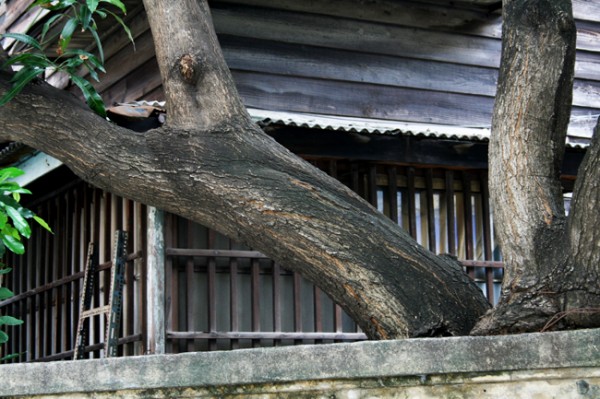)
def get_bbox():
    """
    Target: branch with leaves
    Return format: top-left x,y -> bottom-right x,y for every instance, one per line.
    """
0,167 -> 52,362
0,0 -> 132,116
